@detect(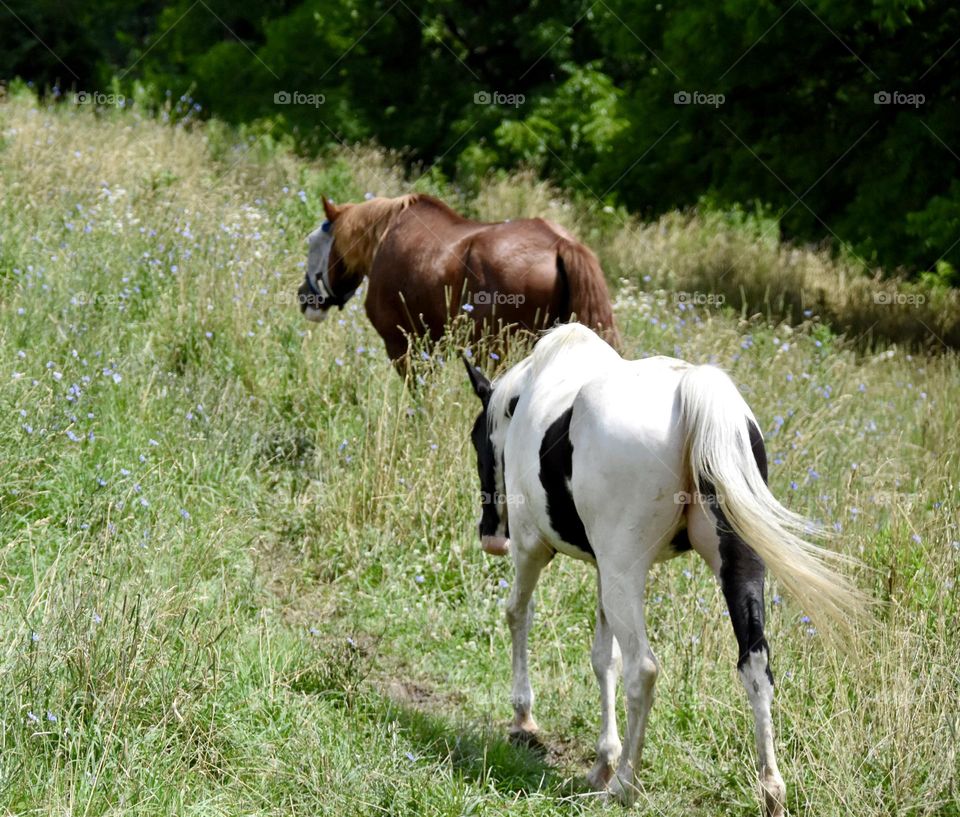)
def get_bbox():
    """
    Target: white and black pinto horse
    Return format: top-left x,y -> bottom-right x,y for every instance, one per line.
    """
464,324 -> 863,815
